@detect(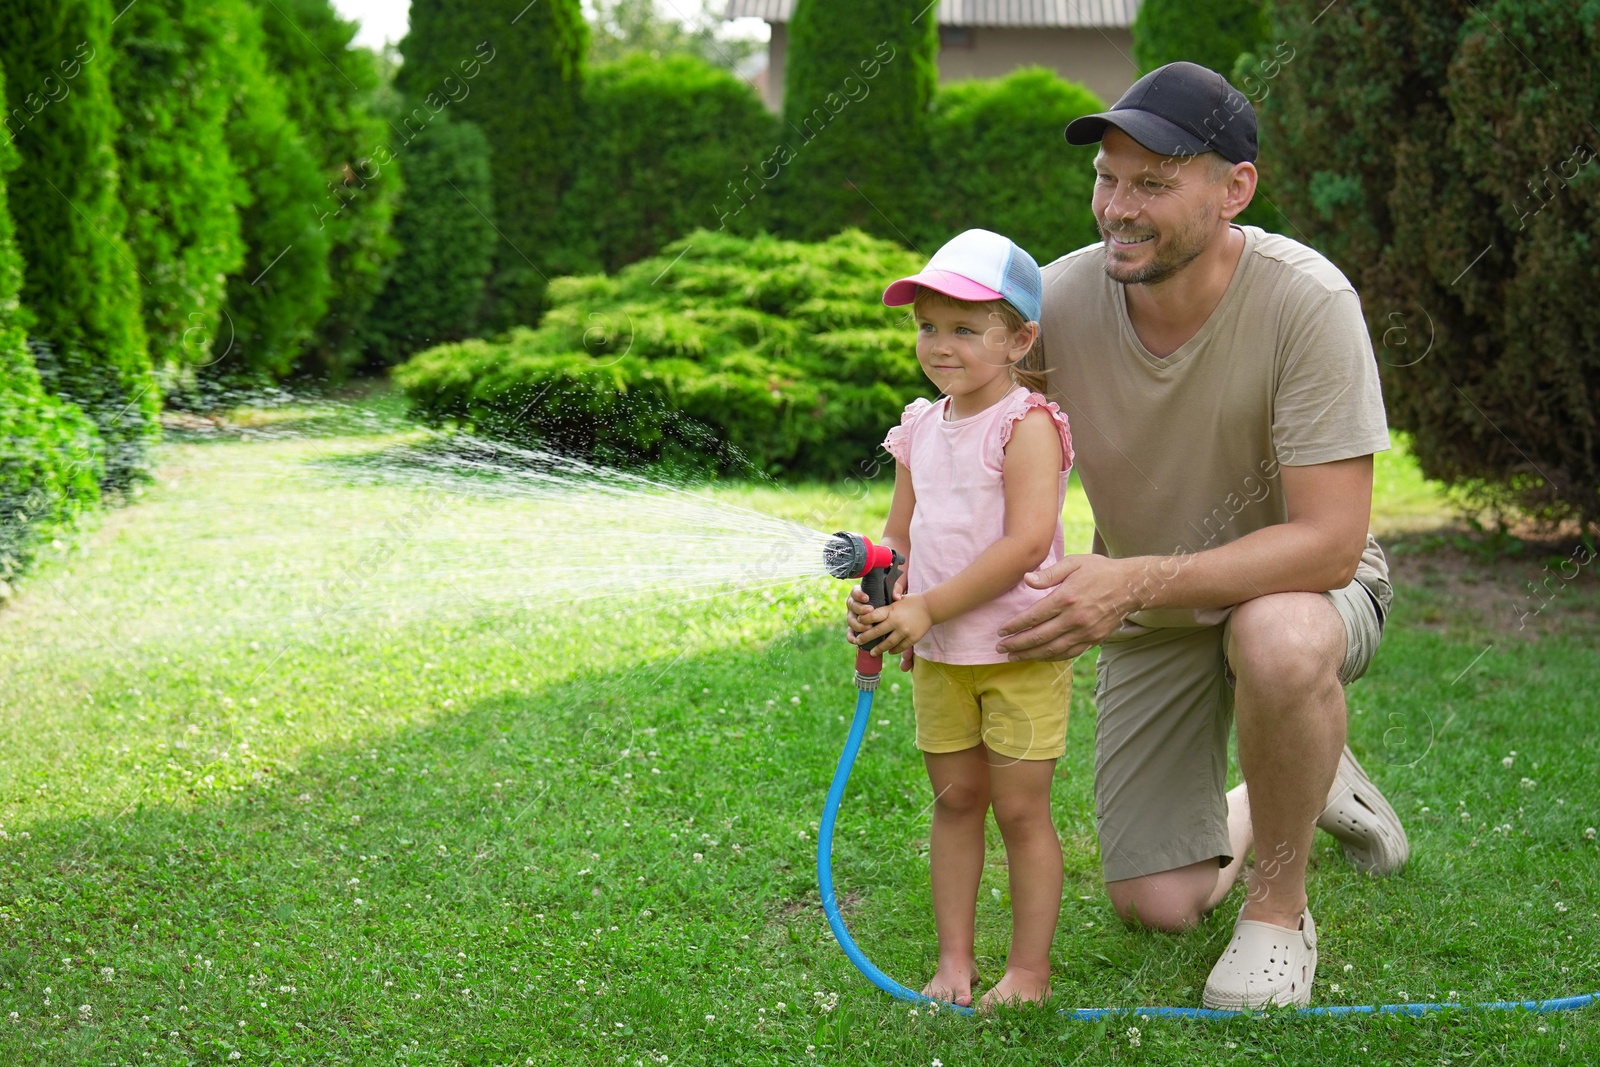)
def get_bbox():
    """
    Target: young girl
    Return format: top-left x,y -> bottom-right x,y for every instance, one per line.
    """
848,228 -> 1074,1009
